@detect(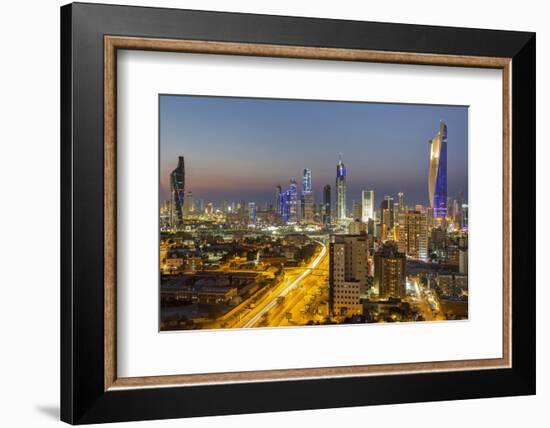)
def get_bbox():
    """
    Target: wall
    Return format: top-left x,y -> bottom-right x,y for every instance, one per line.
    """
0,0 -> 545,426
